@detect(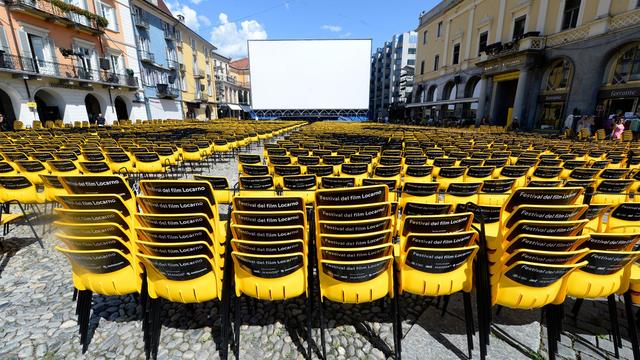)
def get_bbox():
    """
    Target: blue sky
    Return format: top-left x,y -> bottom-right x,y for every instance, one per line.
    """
166,0 -> 439,59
